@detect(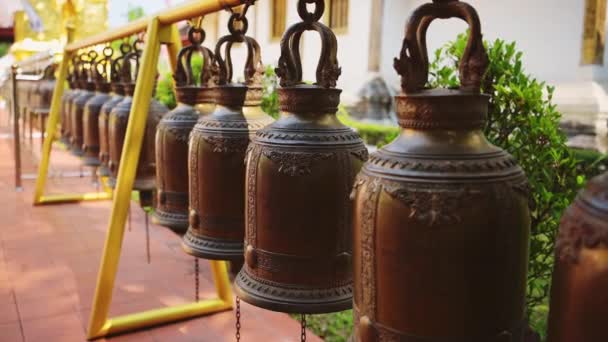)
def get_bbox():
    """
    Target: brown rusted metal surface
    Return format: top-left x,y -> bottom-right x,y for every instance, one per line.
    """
154,26 -> 216,234
82,46 -> 114,167
182,12 -> 273,261
108,39 -> 168,191
351,1 -> 530,340
70,51 -> 97,156
547,172 -> 608,342
233,0 -> 366,314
